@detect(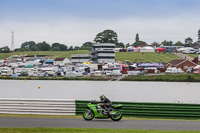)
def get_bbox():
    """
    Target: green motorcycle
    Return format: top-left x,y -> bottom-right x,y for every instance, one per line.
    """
83,100 -> 123,121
